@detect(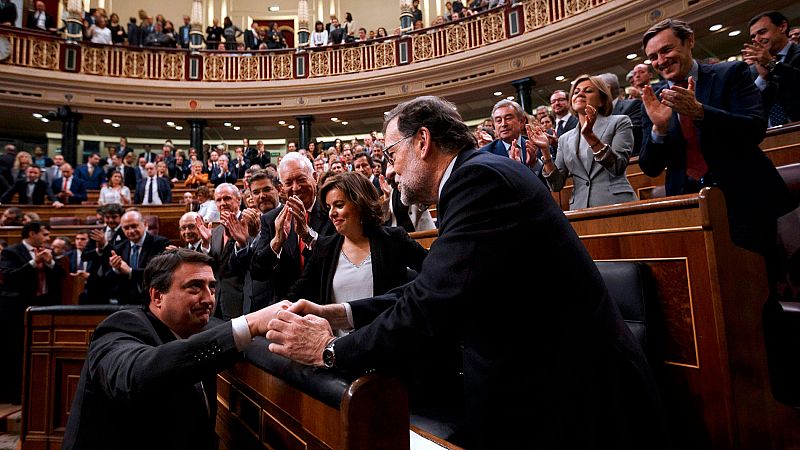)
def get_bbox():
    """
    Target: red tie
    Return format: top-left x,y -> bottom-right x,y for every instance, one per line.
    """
298,212 -> 309,270
35,249 -> 46,297
676,81 -> 708,180
63,178 -> 67,191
